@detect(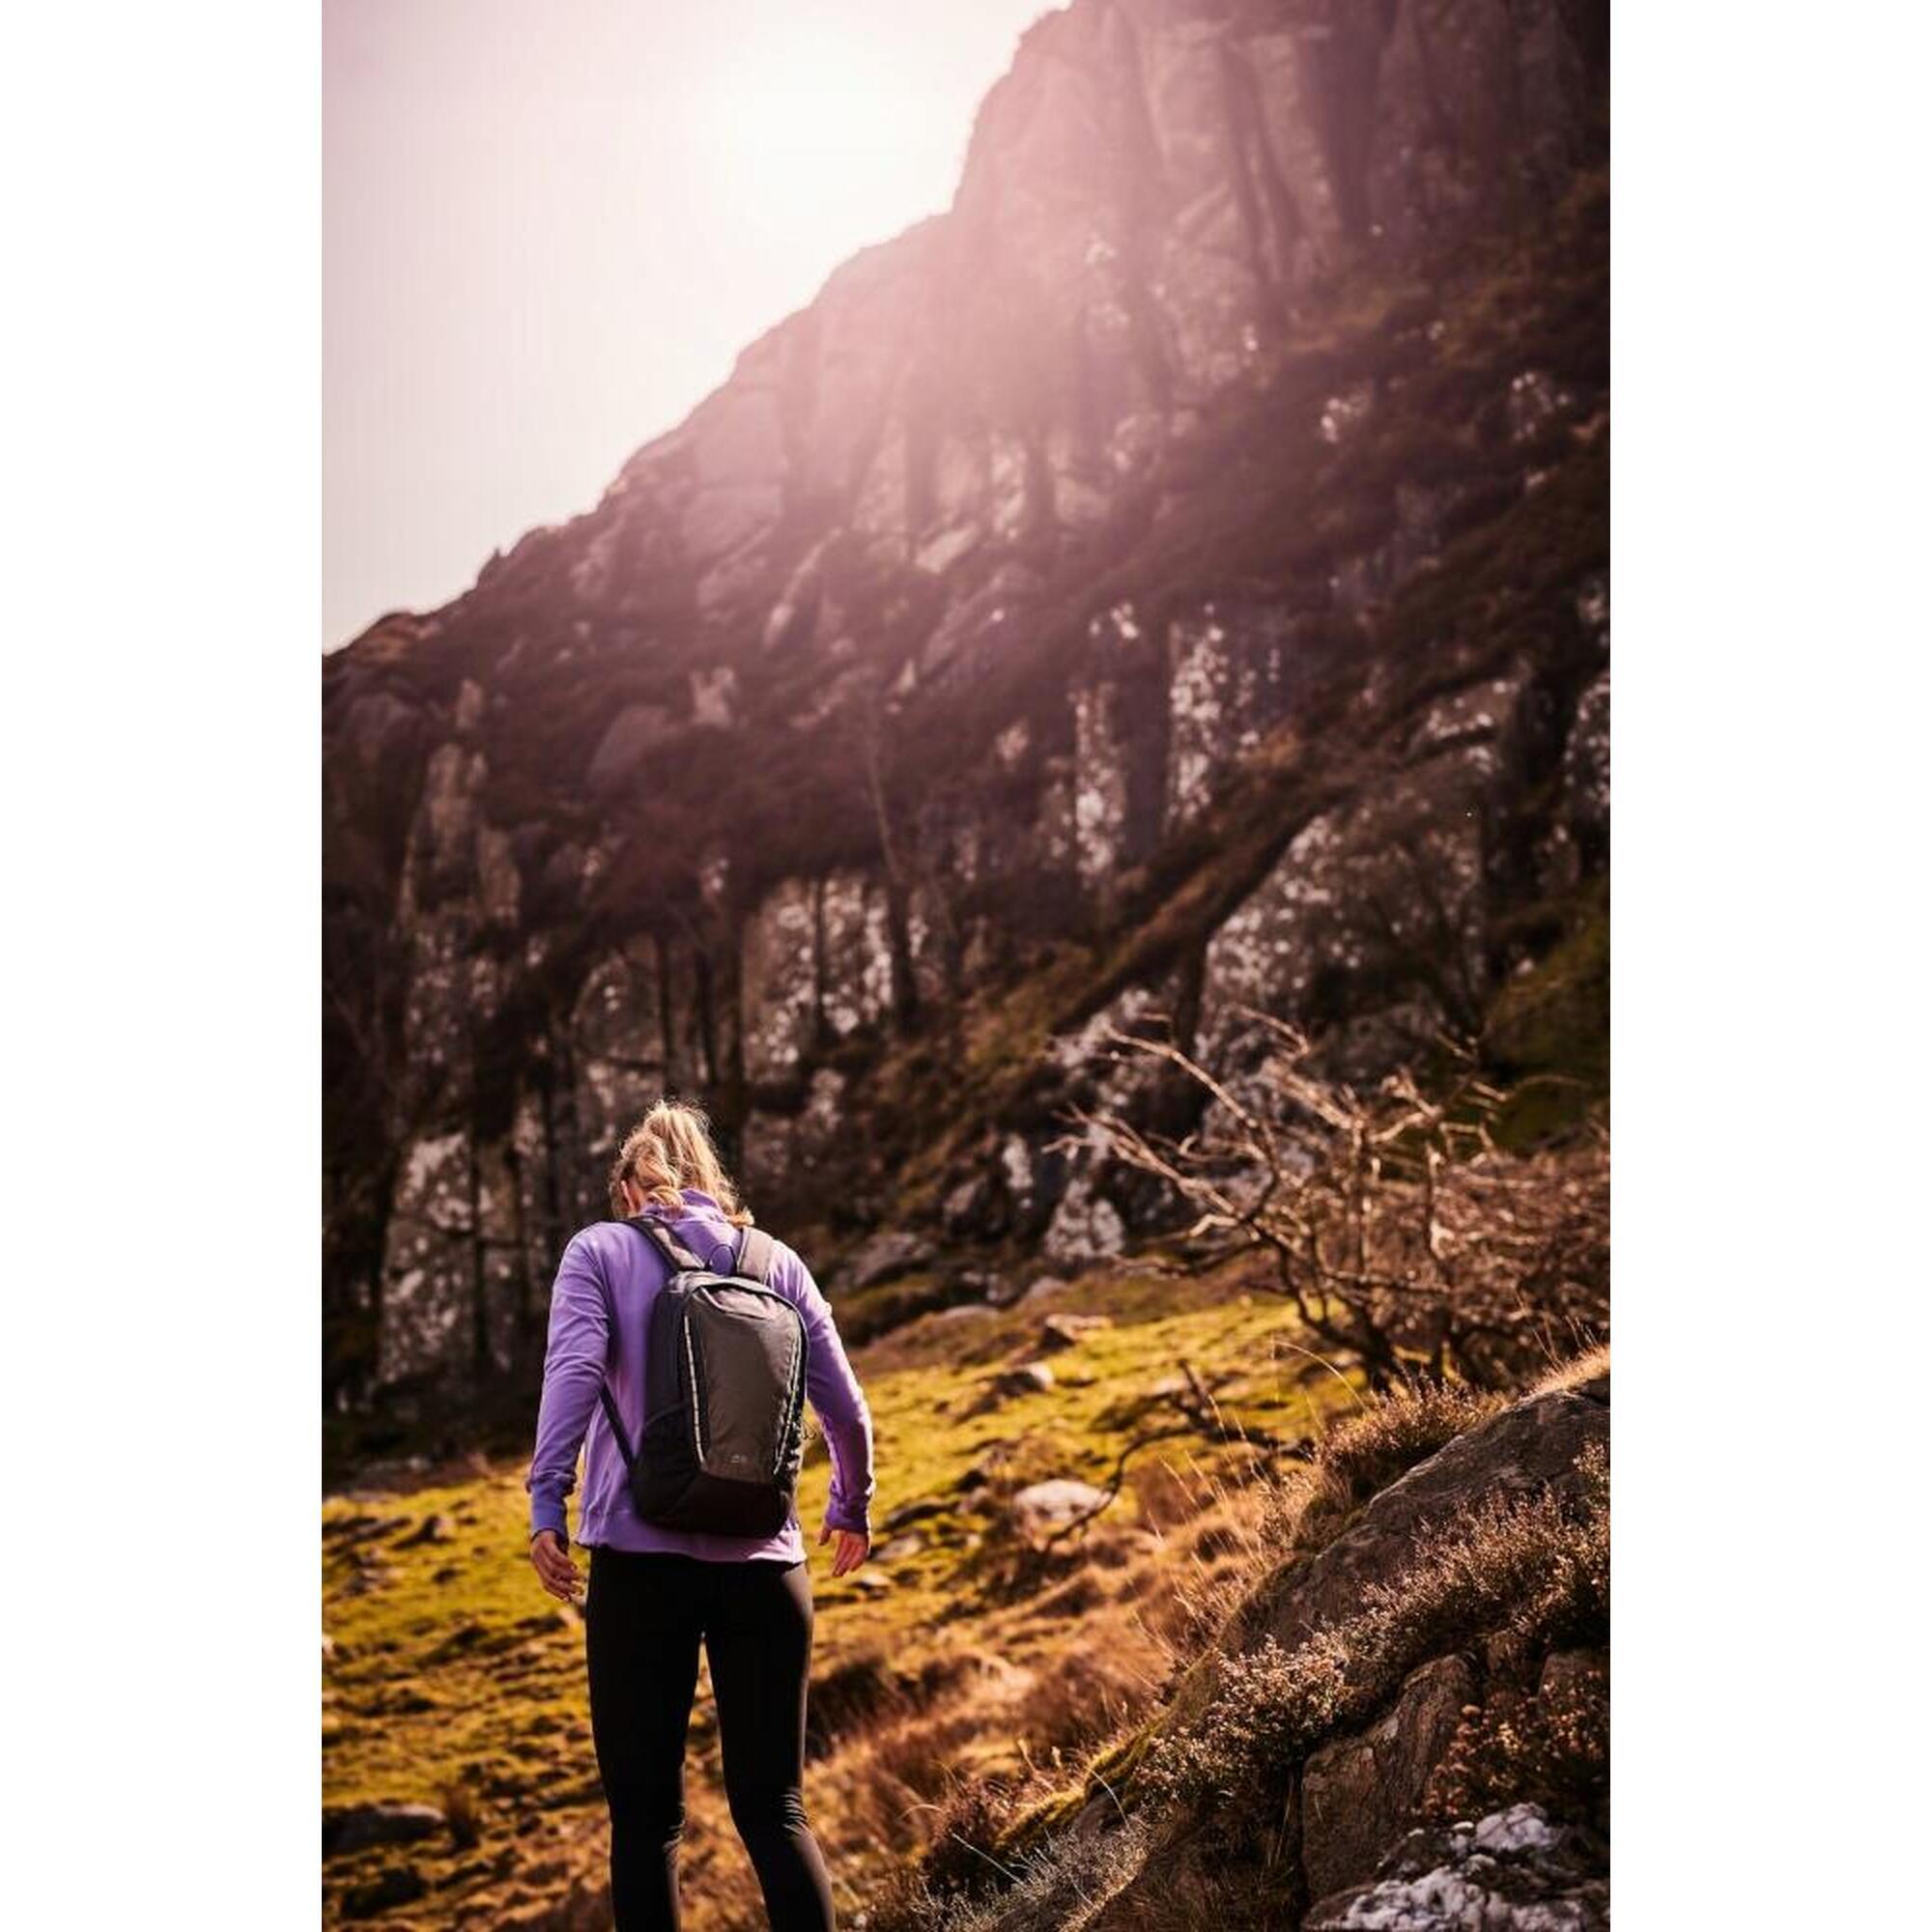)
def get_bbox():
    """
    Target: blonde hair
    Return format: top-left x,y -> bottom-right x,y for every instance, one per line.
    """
608,1099 -> 752,1226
